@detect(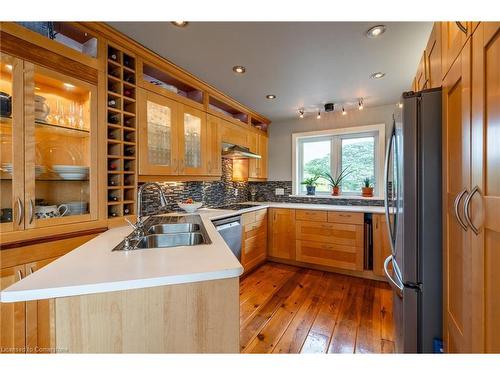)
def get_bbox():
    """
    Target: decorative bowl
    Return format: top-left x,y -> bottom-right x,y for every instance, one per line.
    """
177,202 -> 202,213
